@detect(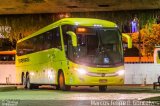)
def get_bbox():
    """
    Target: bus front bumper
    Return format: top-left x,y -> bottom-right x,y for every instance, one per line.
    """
66,72 -> 124,86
